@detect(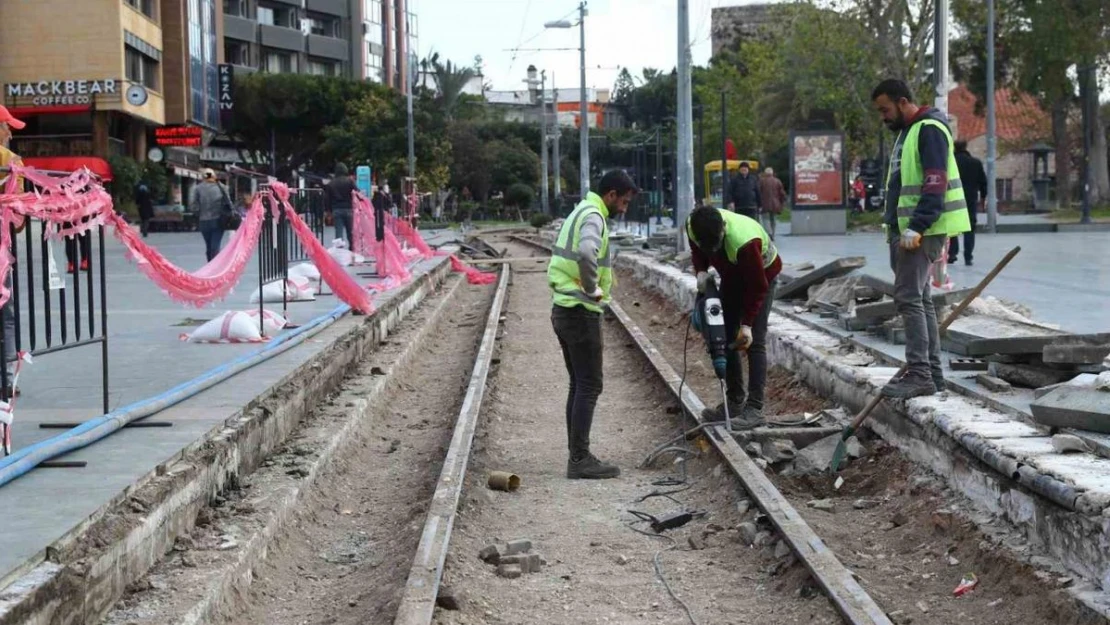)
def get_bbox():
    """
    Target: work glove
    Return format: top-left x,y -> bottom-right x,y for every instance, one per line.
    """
695,271 -> 711,293
899,228 -> 923,250
732,325 -> 753,351
587,286 -> 604,302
